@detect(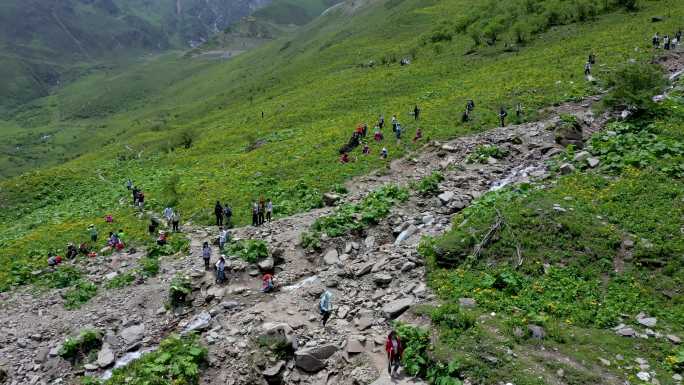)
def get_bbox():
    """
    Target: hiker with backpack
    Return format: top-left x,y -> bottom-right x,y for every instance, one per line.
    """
391,115 -> 398,132
132,186 -> 140,205
413,105 -> 421,120
653,32 -> 660,49
385,330 -> 404,377
137,191 -> 145,210
214,201 -> 224,227
223,205 -> 232,228
381,147 -> 388,159
584,61 -> 592,77
202,242 -> 211,270
378,115 -> 385,129
664,34 -> 671,50
395,123 -> 402,141
498,107 -> 508,127
319,290 -> 333,326
588,52 -> 596,65
171,211 -> 180,232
